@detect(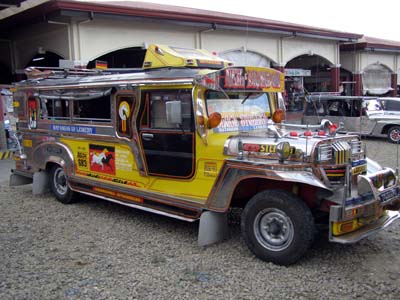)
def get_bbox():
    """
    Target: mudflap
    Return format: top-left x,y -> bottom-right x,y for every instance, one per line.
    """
32,171 -> 50,195
198,211 -> 229,246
